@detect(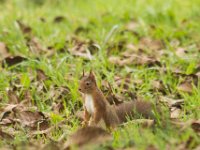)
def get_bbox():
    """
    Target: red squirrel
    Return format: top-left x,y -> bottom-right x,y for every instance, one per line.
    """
78,71 -> 155,128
